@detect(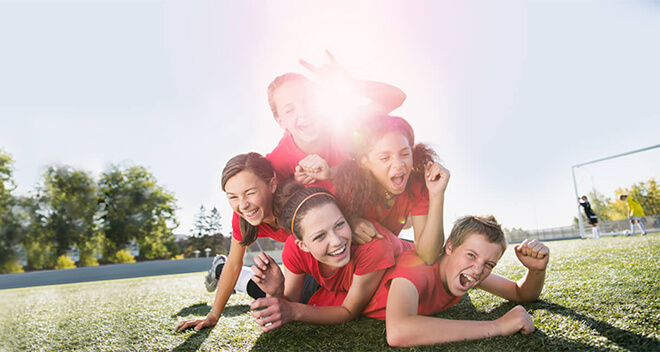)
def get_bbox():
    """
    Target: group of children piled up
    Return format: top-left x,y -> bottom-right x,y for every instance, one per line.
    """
174,53 -> 550,347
